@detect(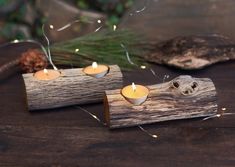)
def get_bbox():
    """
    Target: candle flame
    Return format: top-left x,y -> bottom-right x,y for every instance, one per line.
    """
132,82 -> 136,92
43,69 -> 48,74
92,62 -> 98,69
